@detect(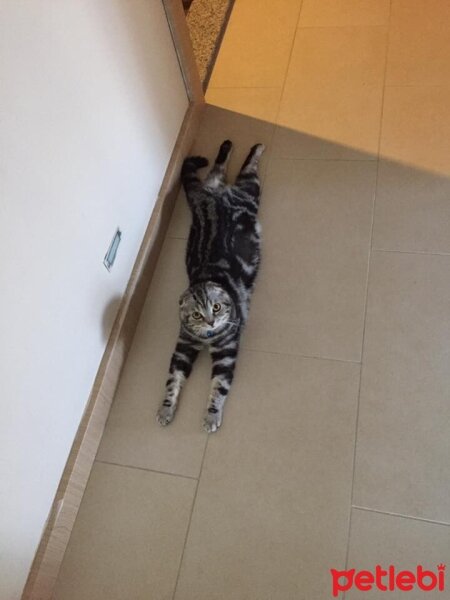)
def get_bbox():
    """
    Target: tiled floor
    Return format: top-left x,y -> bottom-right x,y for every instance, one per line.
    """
54,1 -> 450,599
